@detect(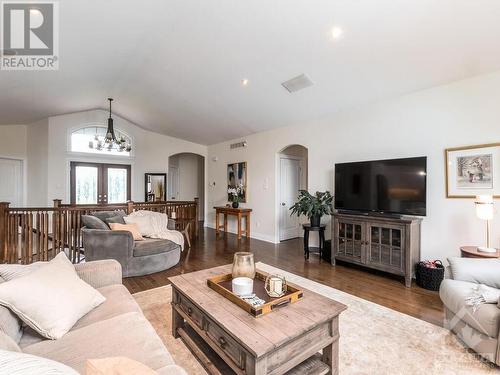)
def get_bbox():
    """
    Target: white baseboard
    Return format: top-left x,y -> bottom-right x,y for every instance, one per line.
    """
204,222 -> 278,244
